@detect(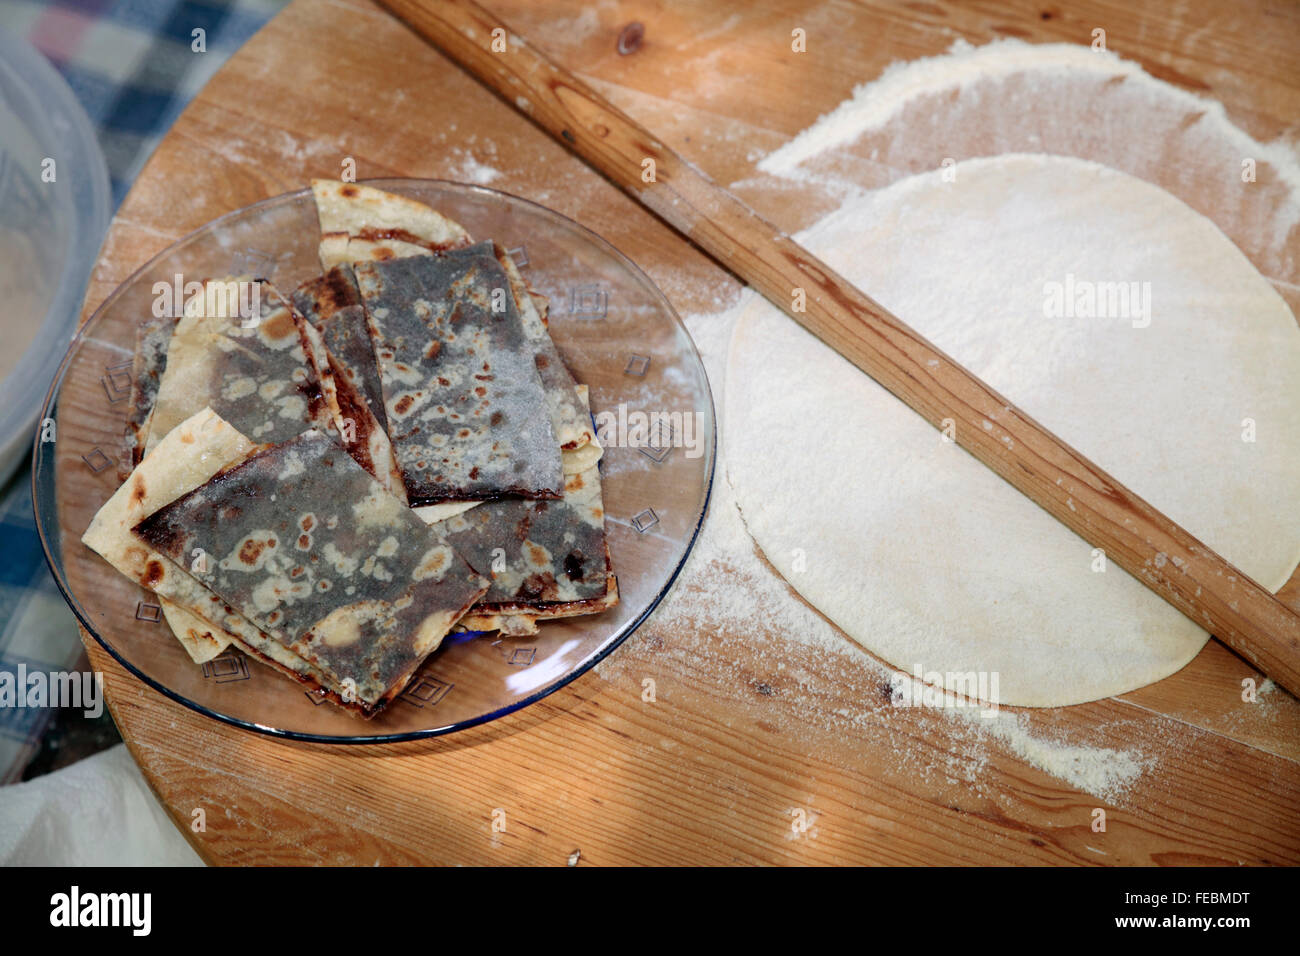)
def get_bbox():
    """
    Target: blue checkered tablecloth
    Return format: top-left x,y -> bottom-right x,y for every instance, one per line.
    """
0,0 -> 286,781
